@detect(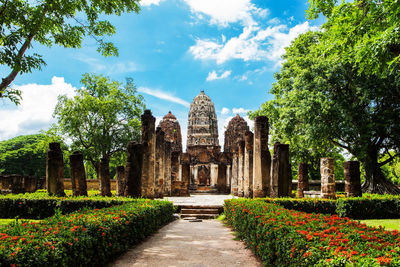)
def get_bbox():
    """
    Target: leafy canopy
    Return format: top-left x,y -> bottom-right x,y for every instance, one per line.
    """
0,0 -> 140,104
